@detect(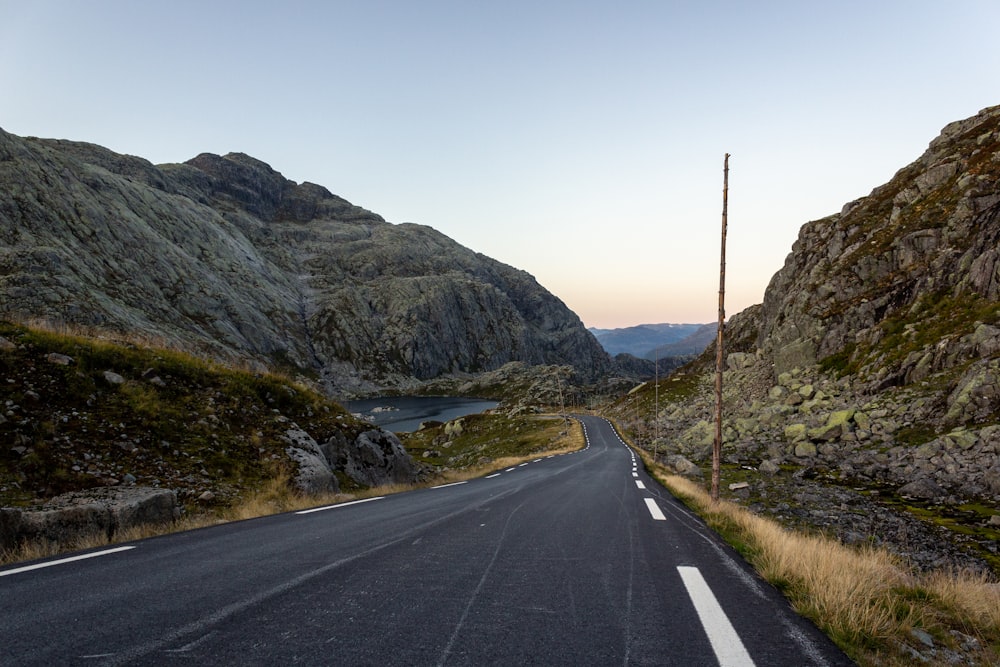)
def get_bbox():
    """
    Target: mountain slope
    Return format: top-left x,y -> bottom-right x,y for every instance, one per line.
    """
607,105 -> 1000,572
0,131 -> 610,395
